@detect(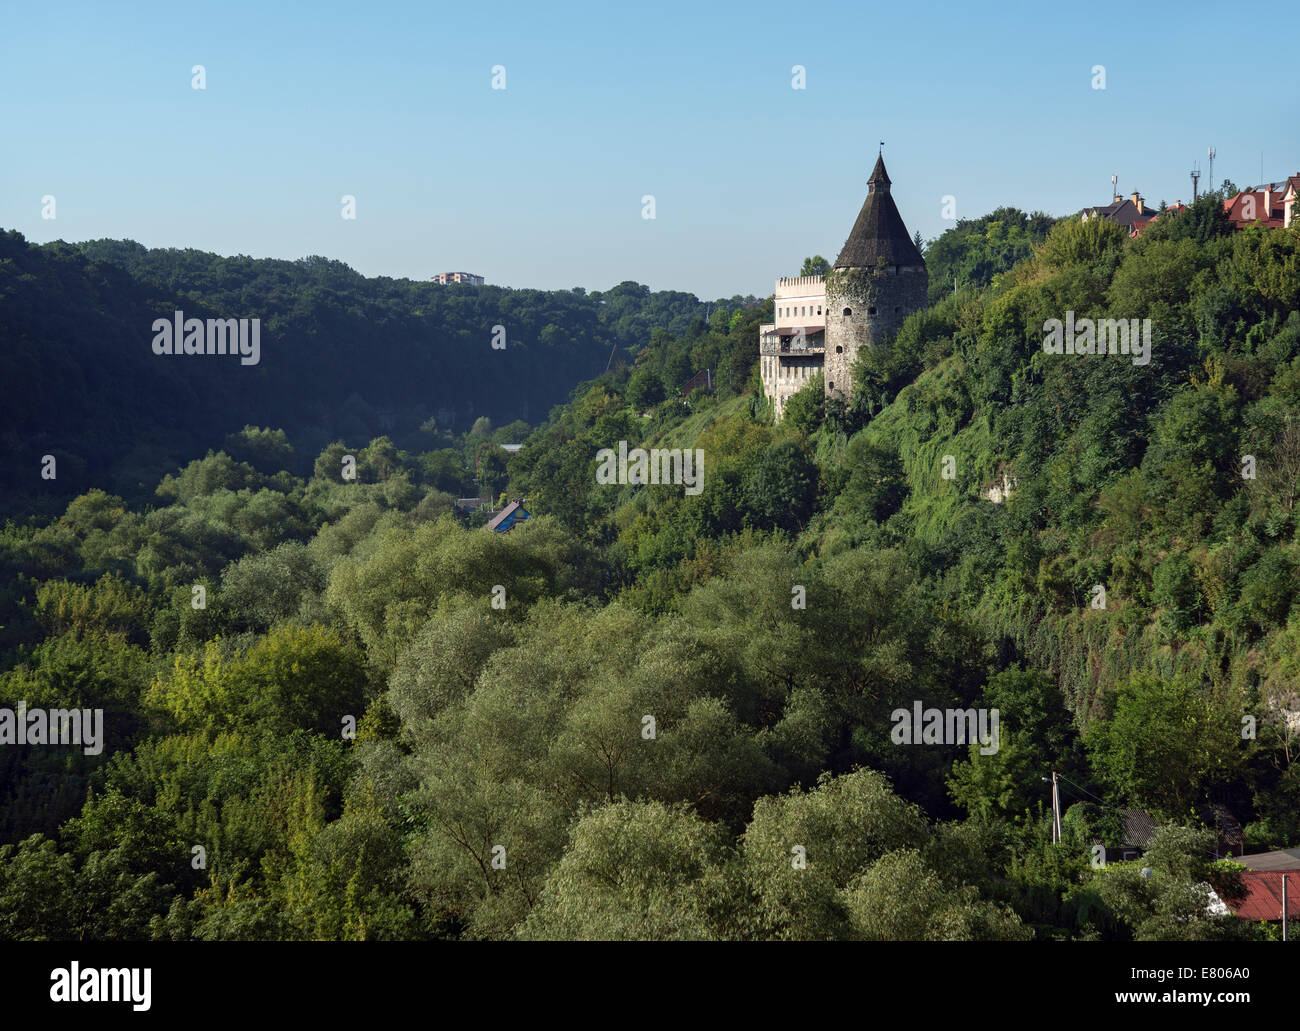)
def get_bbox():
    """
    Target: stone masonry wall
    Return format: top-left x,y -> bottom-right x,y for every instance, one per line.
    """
823,265 -> 928,402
